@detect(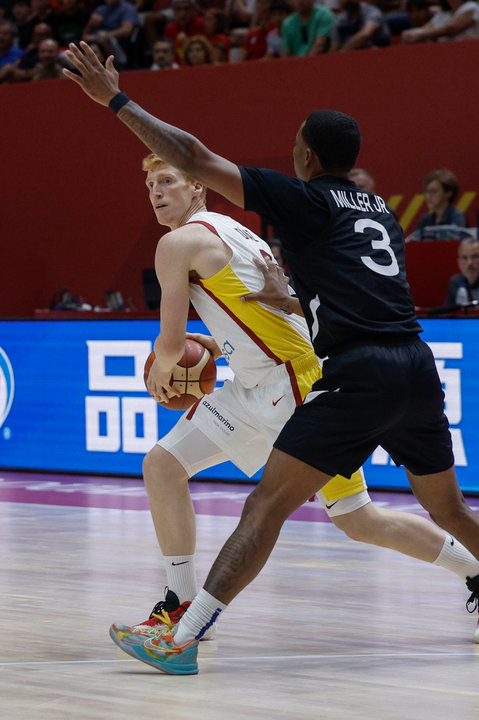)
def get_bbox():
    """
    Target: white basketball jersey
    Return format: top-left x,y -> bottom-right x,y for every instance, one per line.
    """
186,211 -> 314,388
